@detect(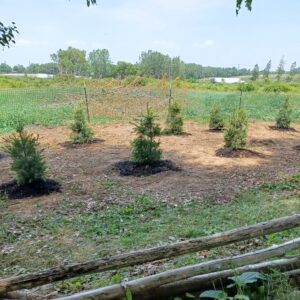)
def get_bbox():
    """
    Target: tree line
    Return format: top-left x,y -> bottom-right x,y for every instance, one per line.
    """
251,57 -> 300,82
0,47 -> 251,80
